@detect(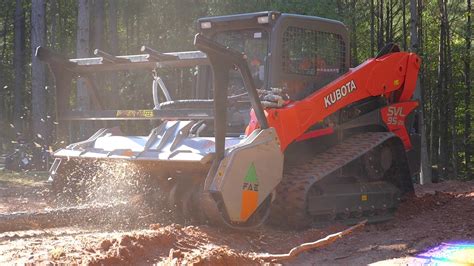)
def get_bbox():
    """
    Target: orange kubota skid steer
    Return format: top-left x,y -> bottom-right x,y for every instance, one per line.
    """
38,11 -> 421,229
